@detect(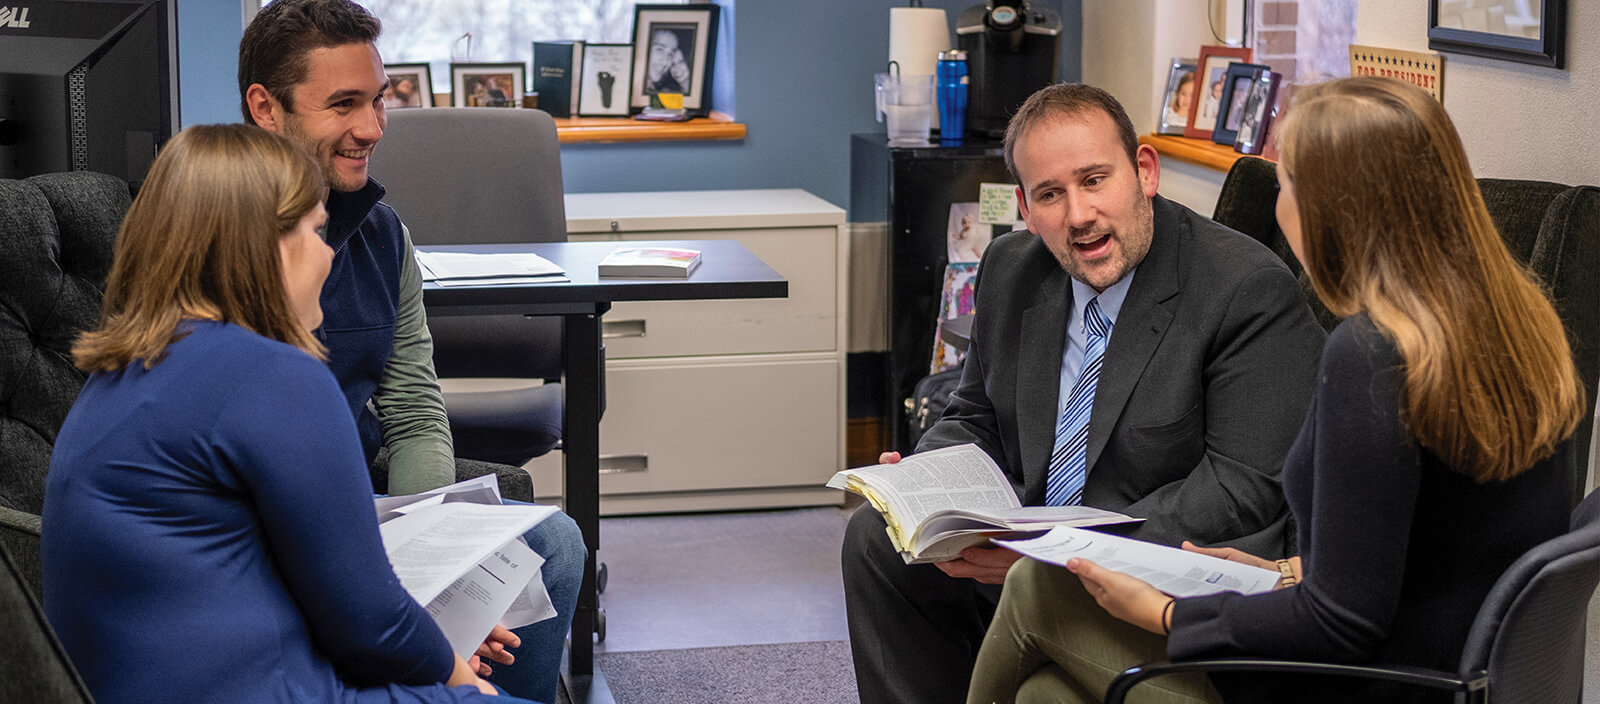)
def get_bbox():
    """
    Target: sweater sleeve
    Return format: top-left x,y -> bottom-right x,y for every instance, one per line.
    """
1167,319 -> 1421,662
216,348 -> 455,686
371,224 -> 457,495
